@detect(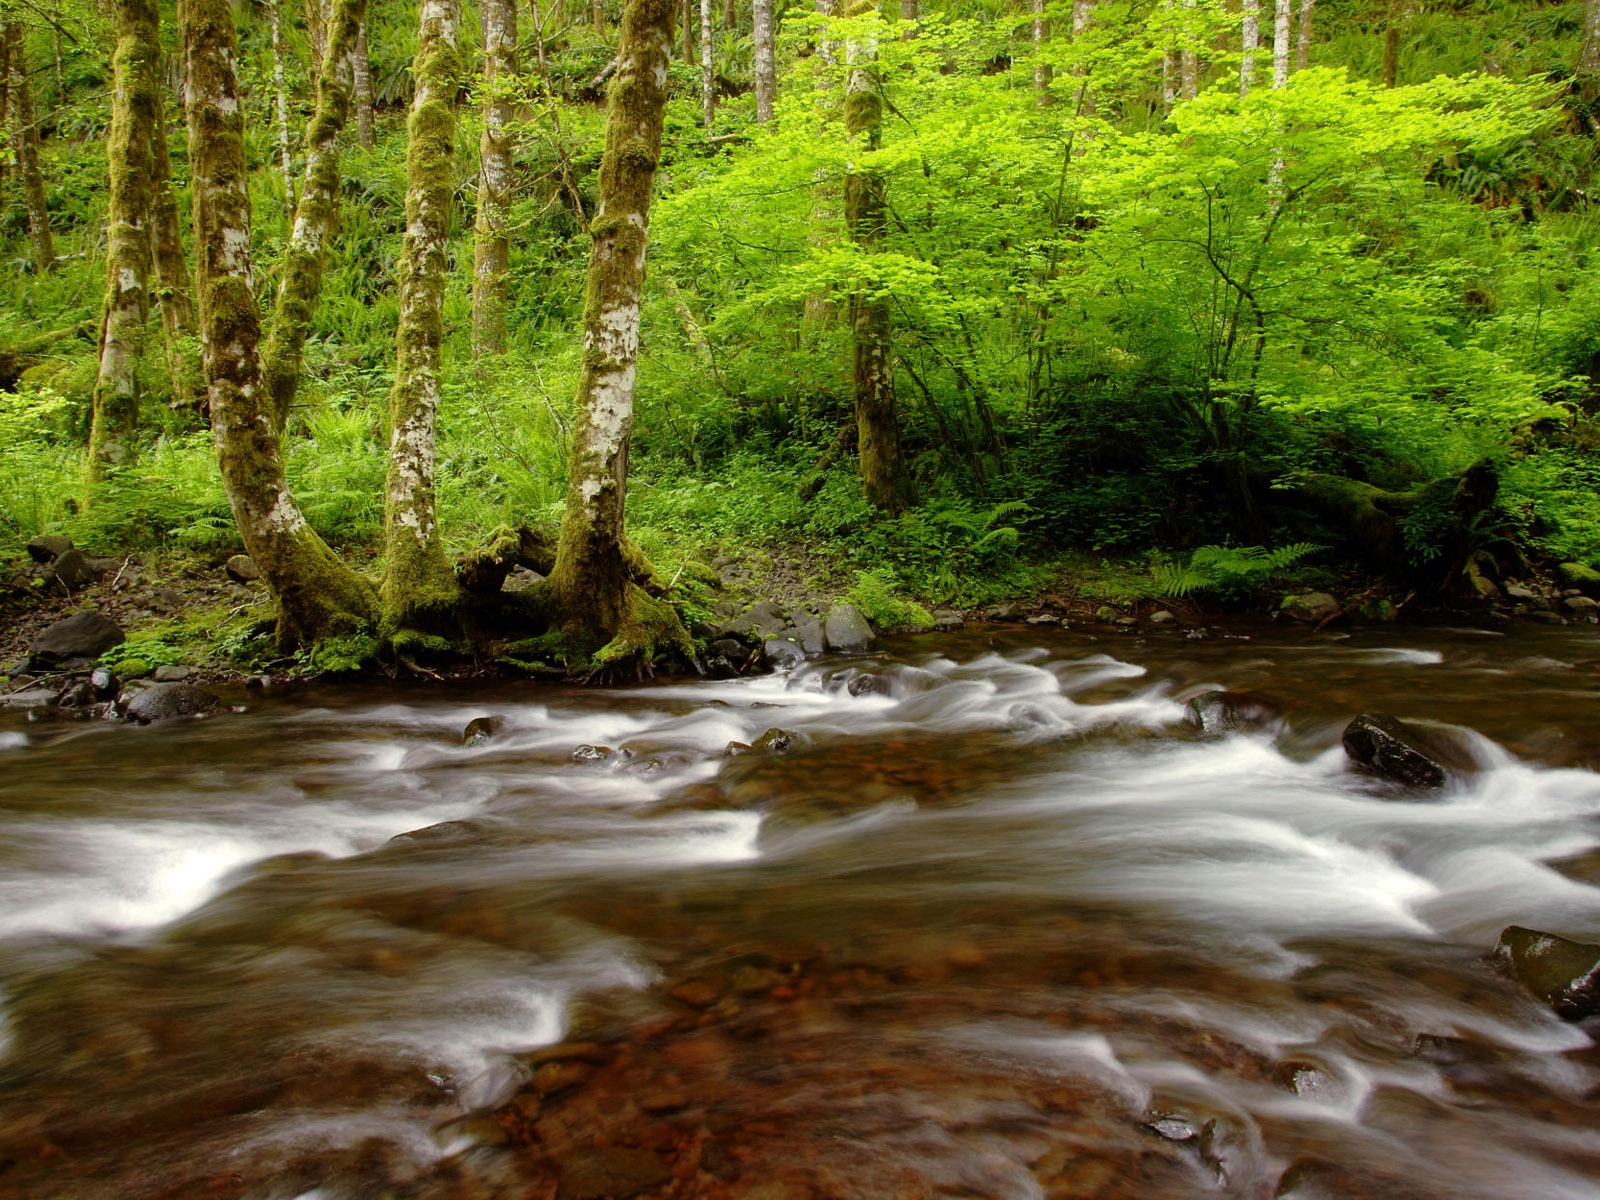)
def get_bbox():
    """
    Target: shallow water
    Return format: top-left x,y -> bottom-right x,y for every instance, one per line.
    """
1,621 -> 1598,1199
